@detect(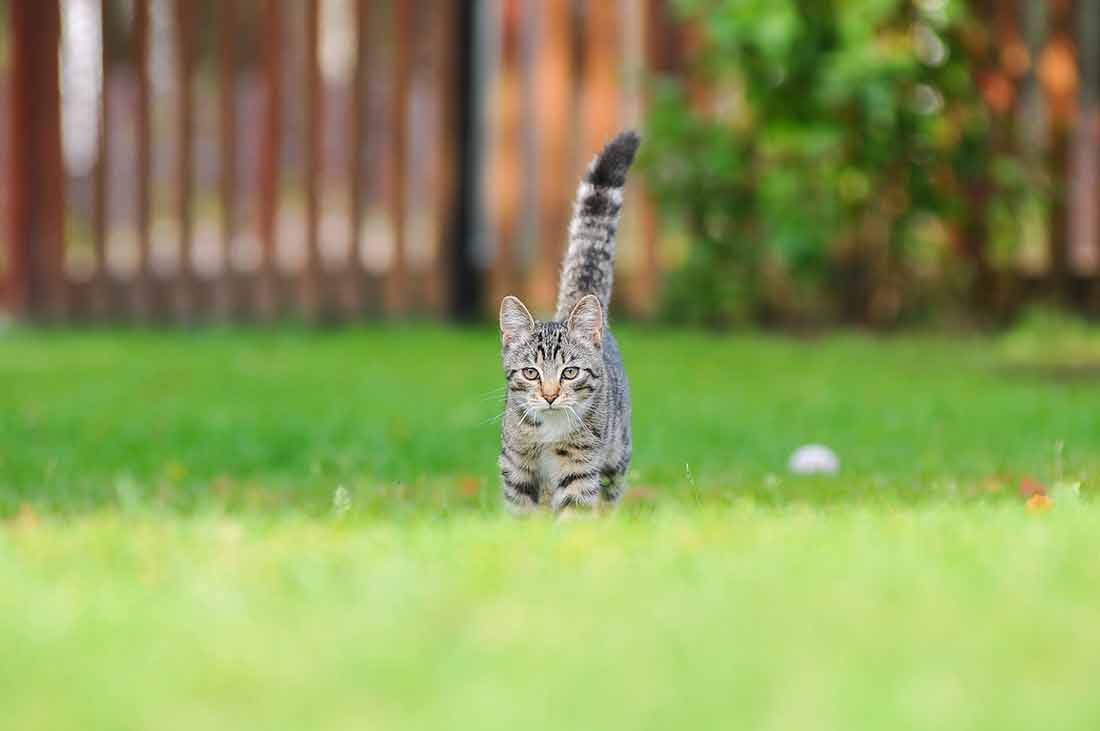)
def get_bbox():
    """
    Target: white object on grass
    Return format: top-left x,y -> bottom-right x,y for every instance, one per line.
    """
788,444 -> 840,475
